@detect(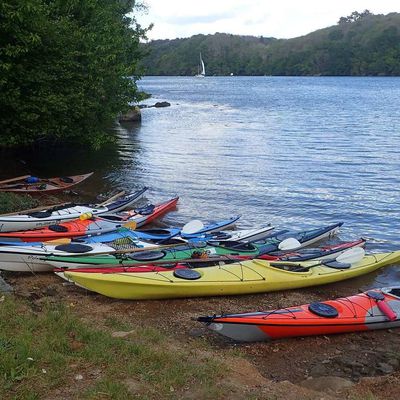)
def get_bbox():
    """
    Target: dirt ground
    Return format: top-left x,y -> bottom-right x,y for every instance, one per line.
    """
4,271 -> 400,400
